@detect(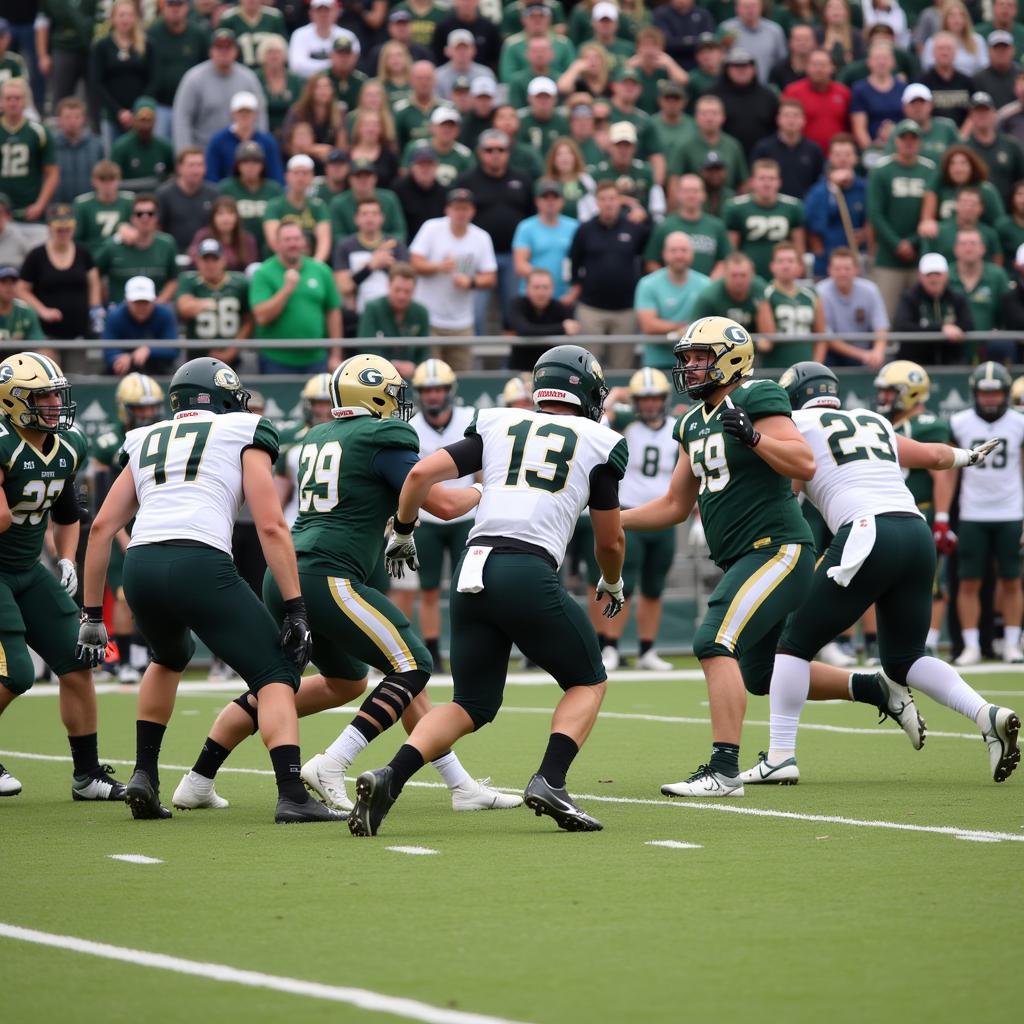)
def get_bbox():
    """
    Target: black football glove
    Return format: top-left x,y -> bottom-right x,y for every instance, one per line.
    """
279,597 -> 313,671
721,406 -> 761,448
